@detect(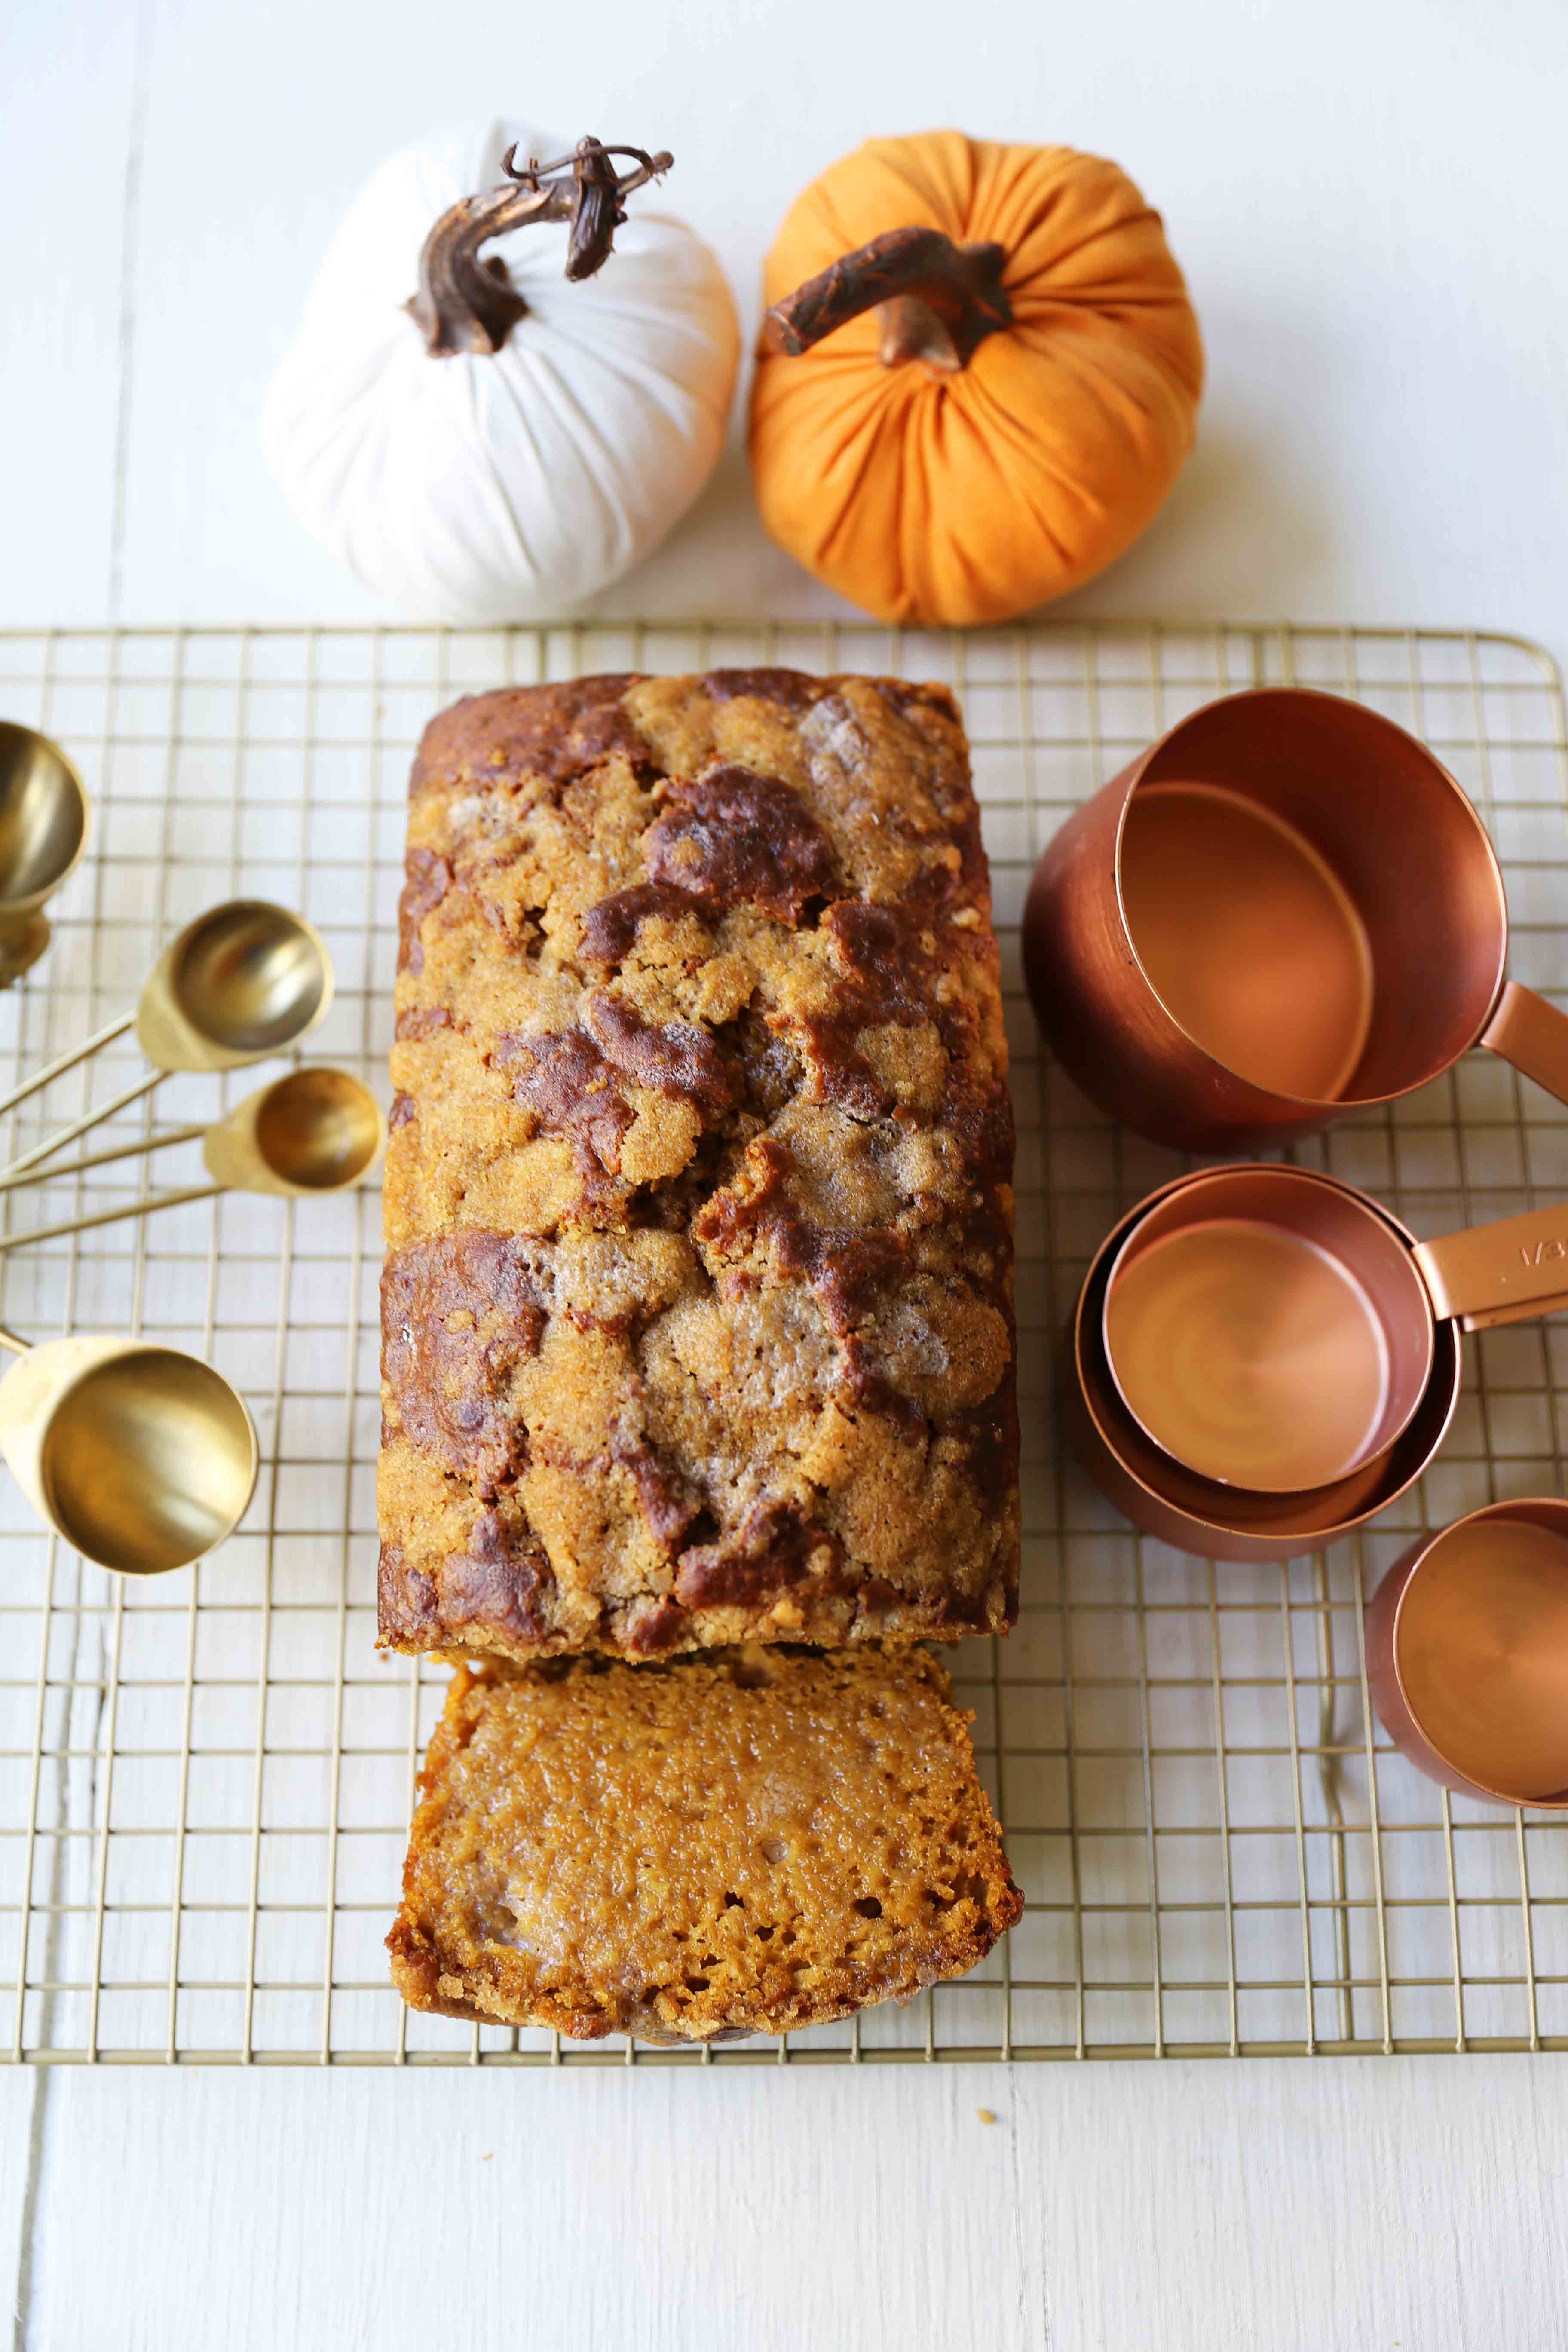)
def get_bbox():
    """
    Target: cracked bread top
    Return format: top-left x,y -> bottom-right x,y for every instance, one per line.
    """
387,1645 -> 1023,2043
379,668 -> 1019,1663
